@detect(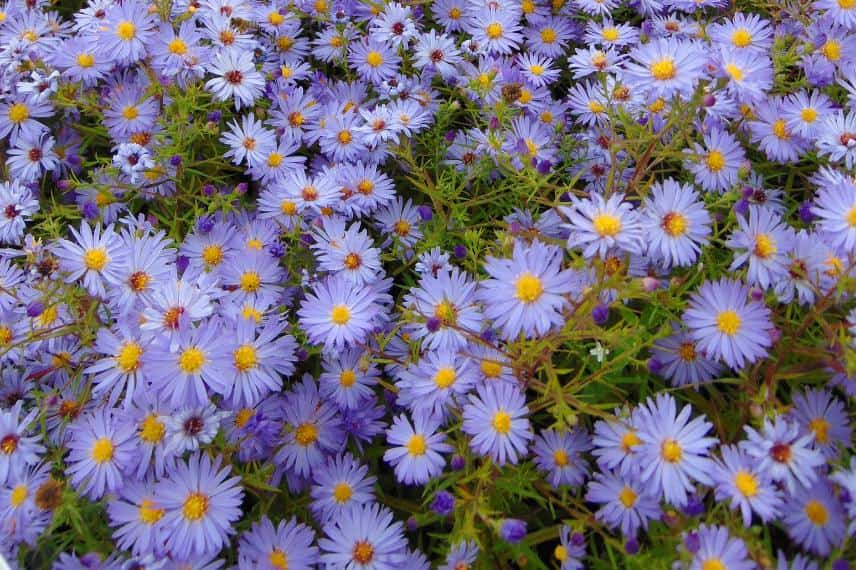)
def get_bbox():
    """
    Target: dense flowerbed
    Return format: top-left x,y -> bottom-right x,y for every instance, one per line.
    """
0,0 -> 853,568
